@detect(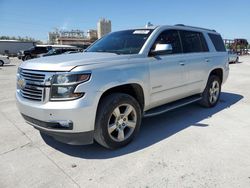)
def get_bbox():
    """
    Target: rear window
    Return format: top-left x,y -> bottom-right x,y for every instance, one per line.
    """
208,33 -> 226,52
180,30 -> 208,53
